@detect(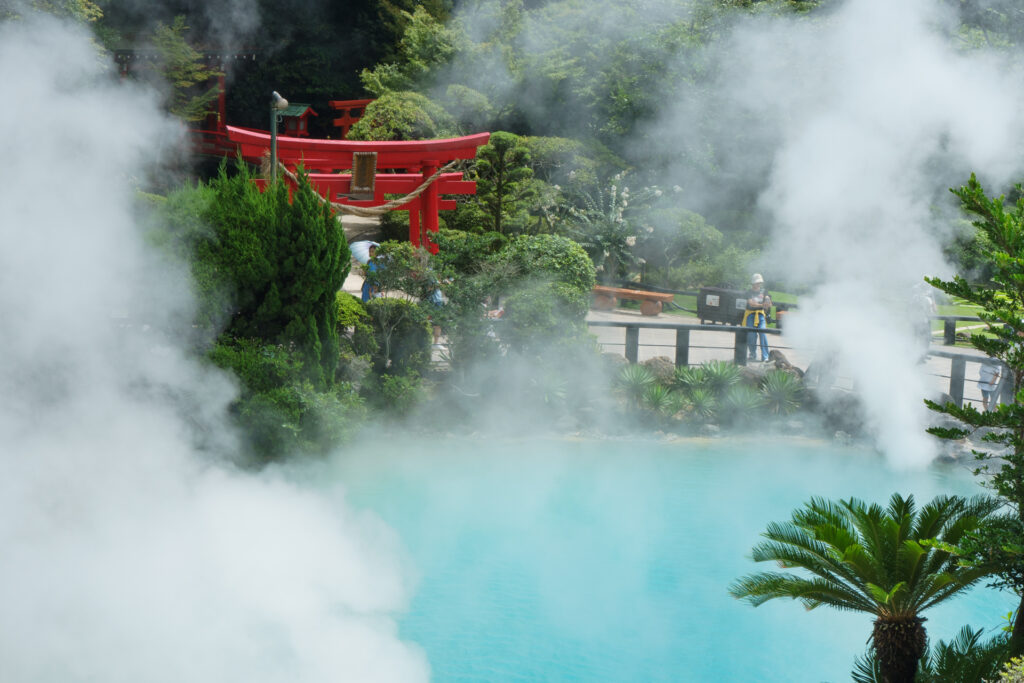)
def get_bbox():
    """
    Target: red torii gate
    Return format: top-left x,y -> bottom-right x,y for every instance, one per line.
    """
226,126 -> 489,253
